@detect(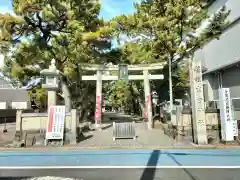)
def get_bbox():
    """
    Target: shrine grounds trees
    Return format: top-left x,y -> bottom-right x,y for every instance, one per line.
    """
0,0 -> 113,113
0,0 -> 230,116
104,0 -> 230,112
